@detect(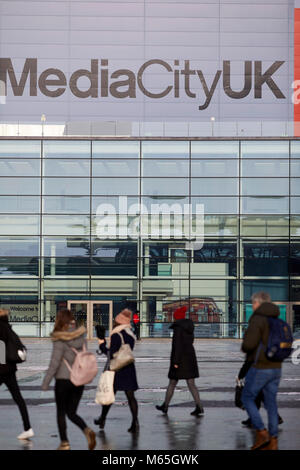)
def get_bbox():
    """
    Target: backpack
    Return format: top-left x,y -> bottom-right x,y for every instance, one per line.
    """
6,327 -> 27,364
264,317 -> 293,362
63,343 -> 98,386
